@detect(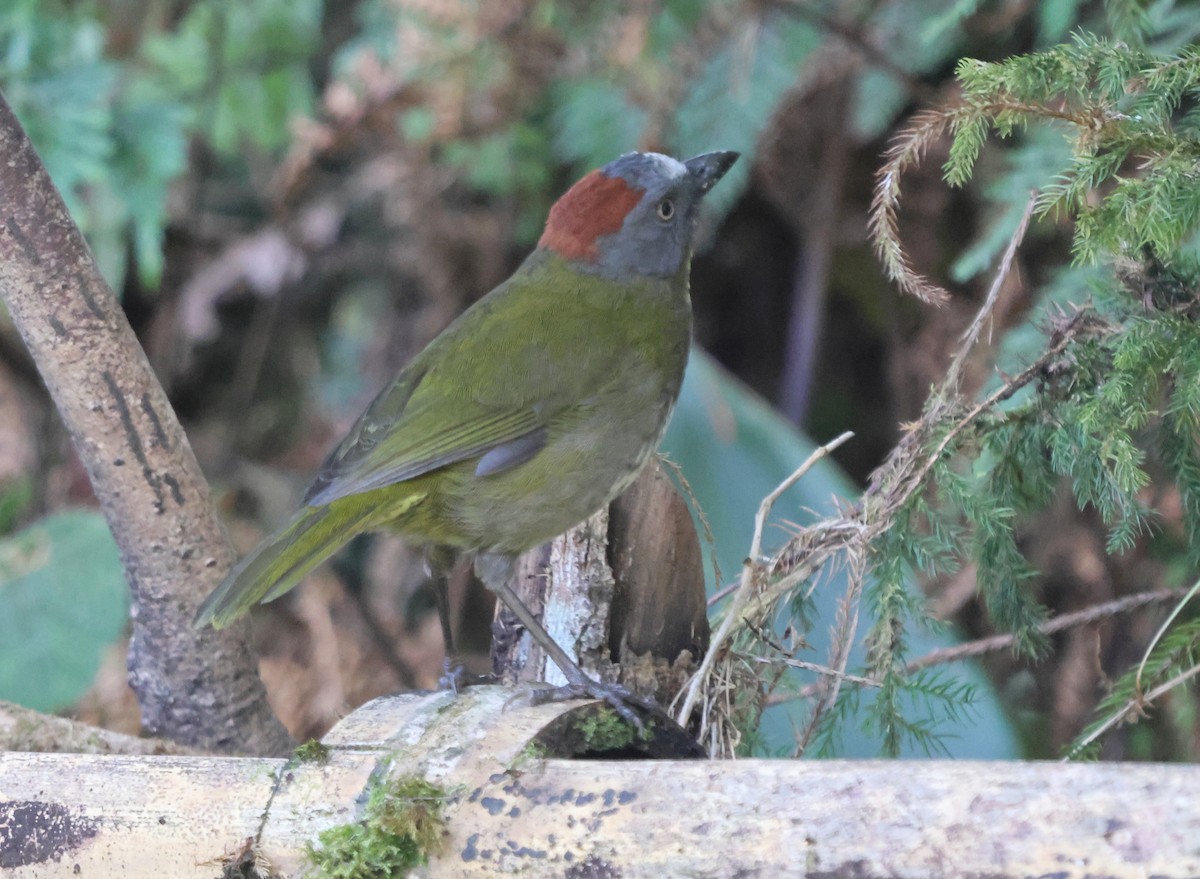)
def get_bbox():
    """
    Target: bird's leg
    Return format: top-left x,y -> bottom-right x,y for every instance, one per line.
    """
428,544 -> 493,691
477,553 -> 655,730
